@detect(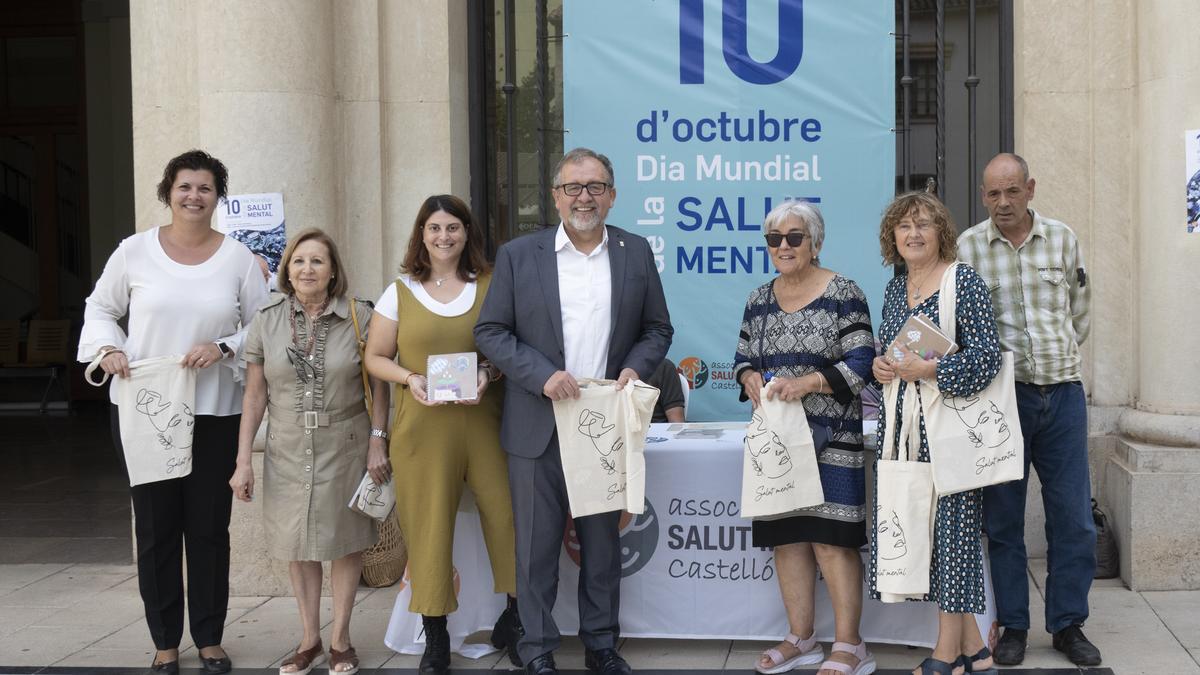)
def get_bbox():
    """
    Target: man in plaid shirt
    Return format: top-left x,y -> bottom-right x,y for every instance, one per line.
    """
957,153 -> 1101,668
